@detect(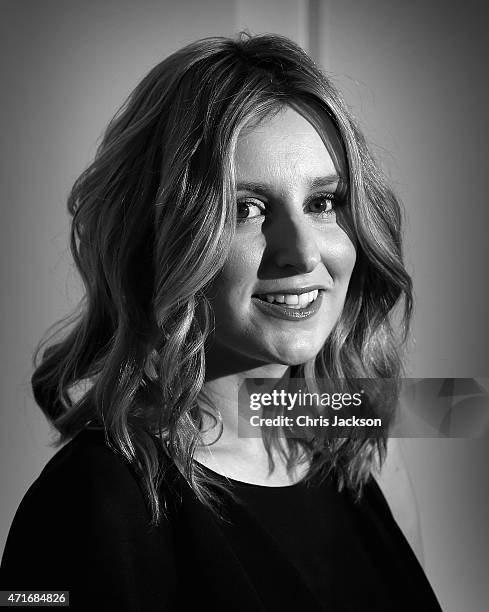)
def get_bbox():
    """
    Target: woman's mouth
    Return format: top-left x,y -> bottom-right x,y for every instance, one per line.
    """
251,290 -> 323,320
257,289 -> 319,309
